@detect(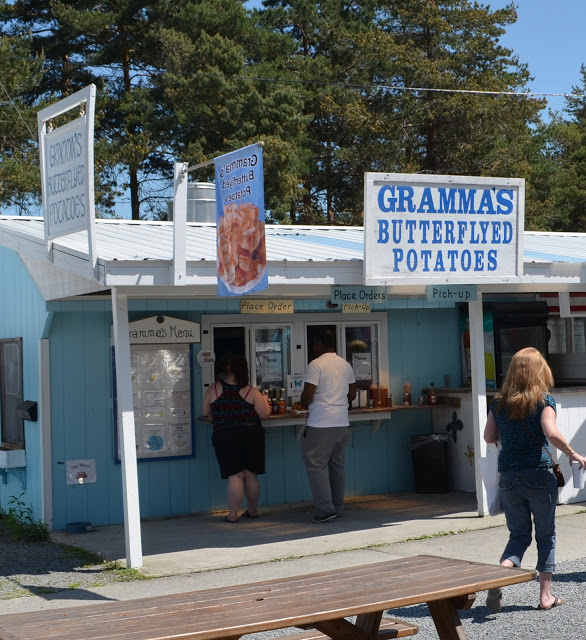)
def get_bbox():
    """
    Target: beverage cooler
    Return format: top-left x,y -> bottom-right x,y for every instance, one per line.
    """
461,301 -> 549,388
489,301 -> 549,387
